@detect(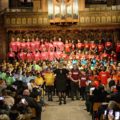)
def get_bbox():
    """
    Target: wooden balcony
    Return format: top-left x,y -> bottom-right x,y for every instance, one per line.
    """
3,7 -> 120,30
